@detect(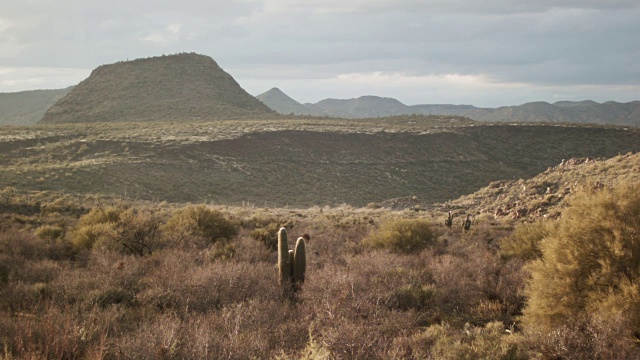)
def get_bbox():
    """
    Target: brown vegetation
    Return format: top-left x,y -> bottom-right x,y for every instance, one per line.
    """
1,176 -> 639,358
